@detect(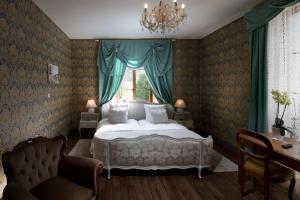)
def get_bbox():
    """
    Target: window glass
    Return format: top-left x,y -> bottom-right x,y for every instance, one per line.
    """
267,4 -> 300,132
136,69 -> 151,101
111,68 -> 157,103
